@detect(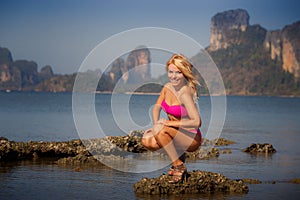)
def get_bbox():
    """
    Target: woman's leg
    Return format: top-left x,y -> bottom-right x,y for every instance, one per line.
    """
142,129 -> 161,151
142,127 -> 182,166
142,126 -> 201,163
154,126 -> 184,166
